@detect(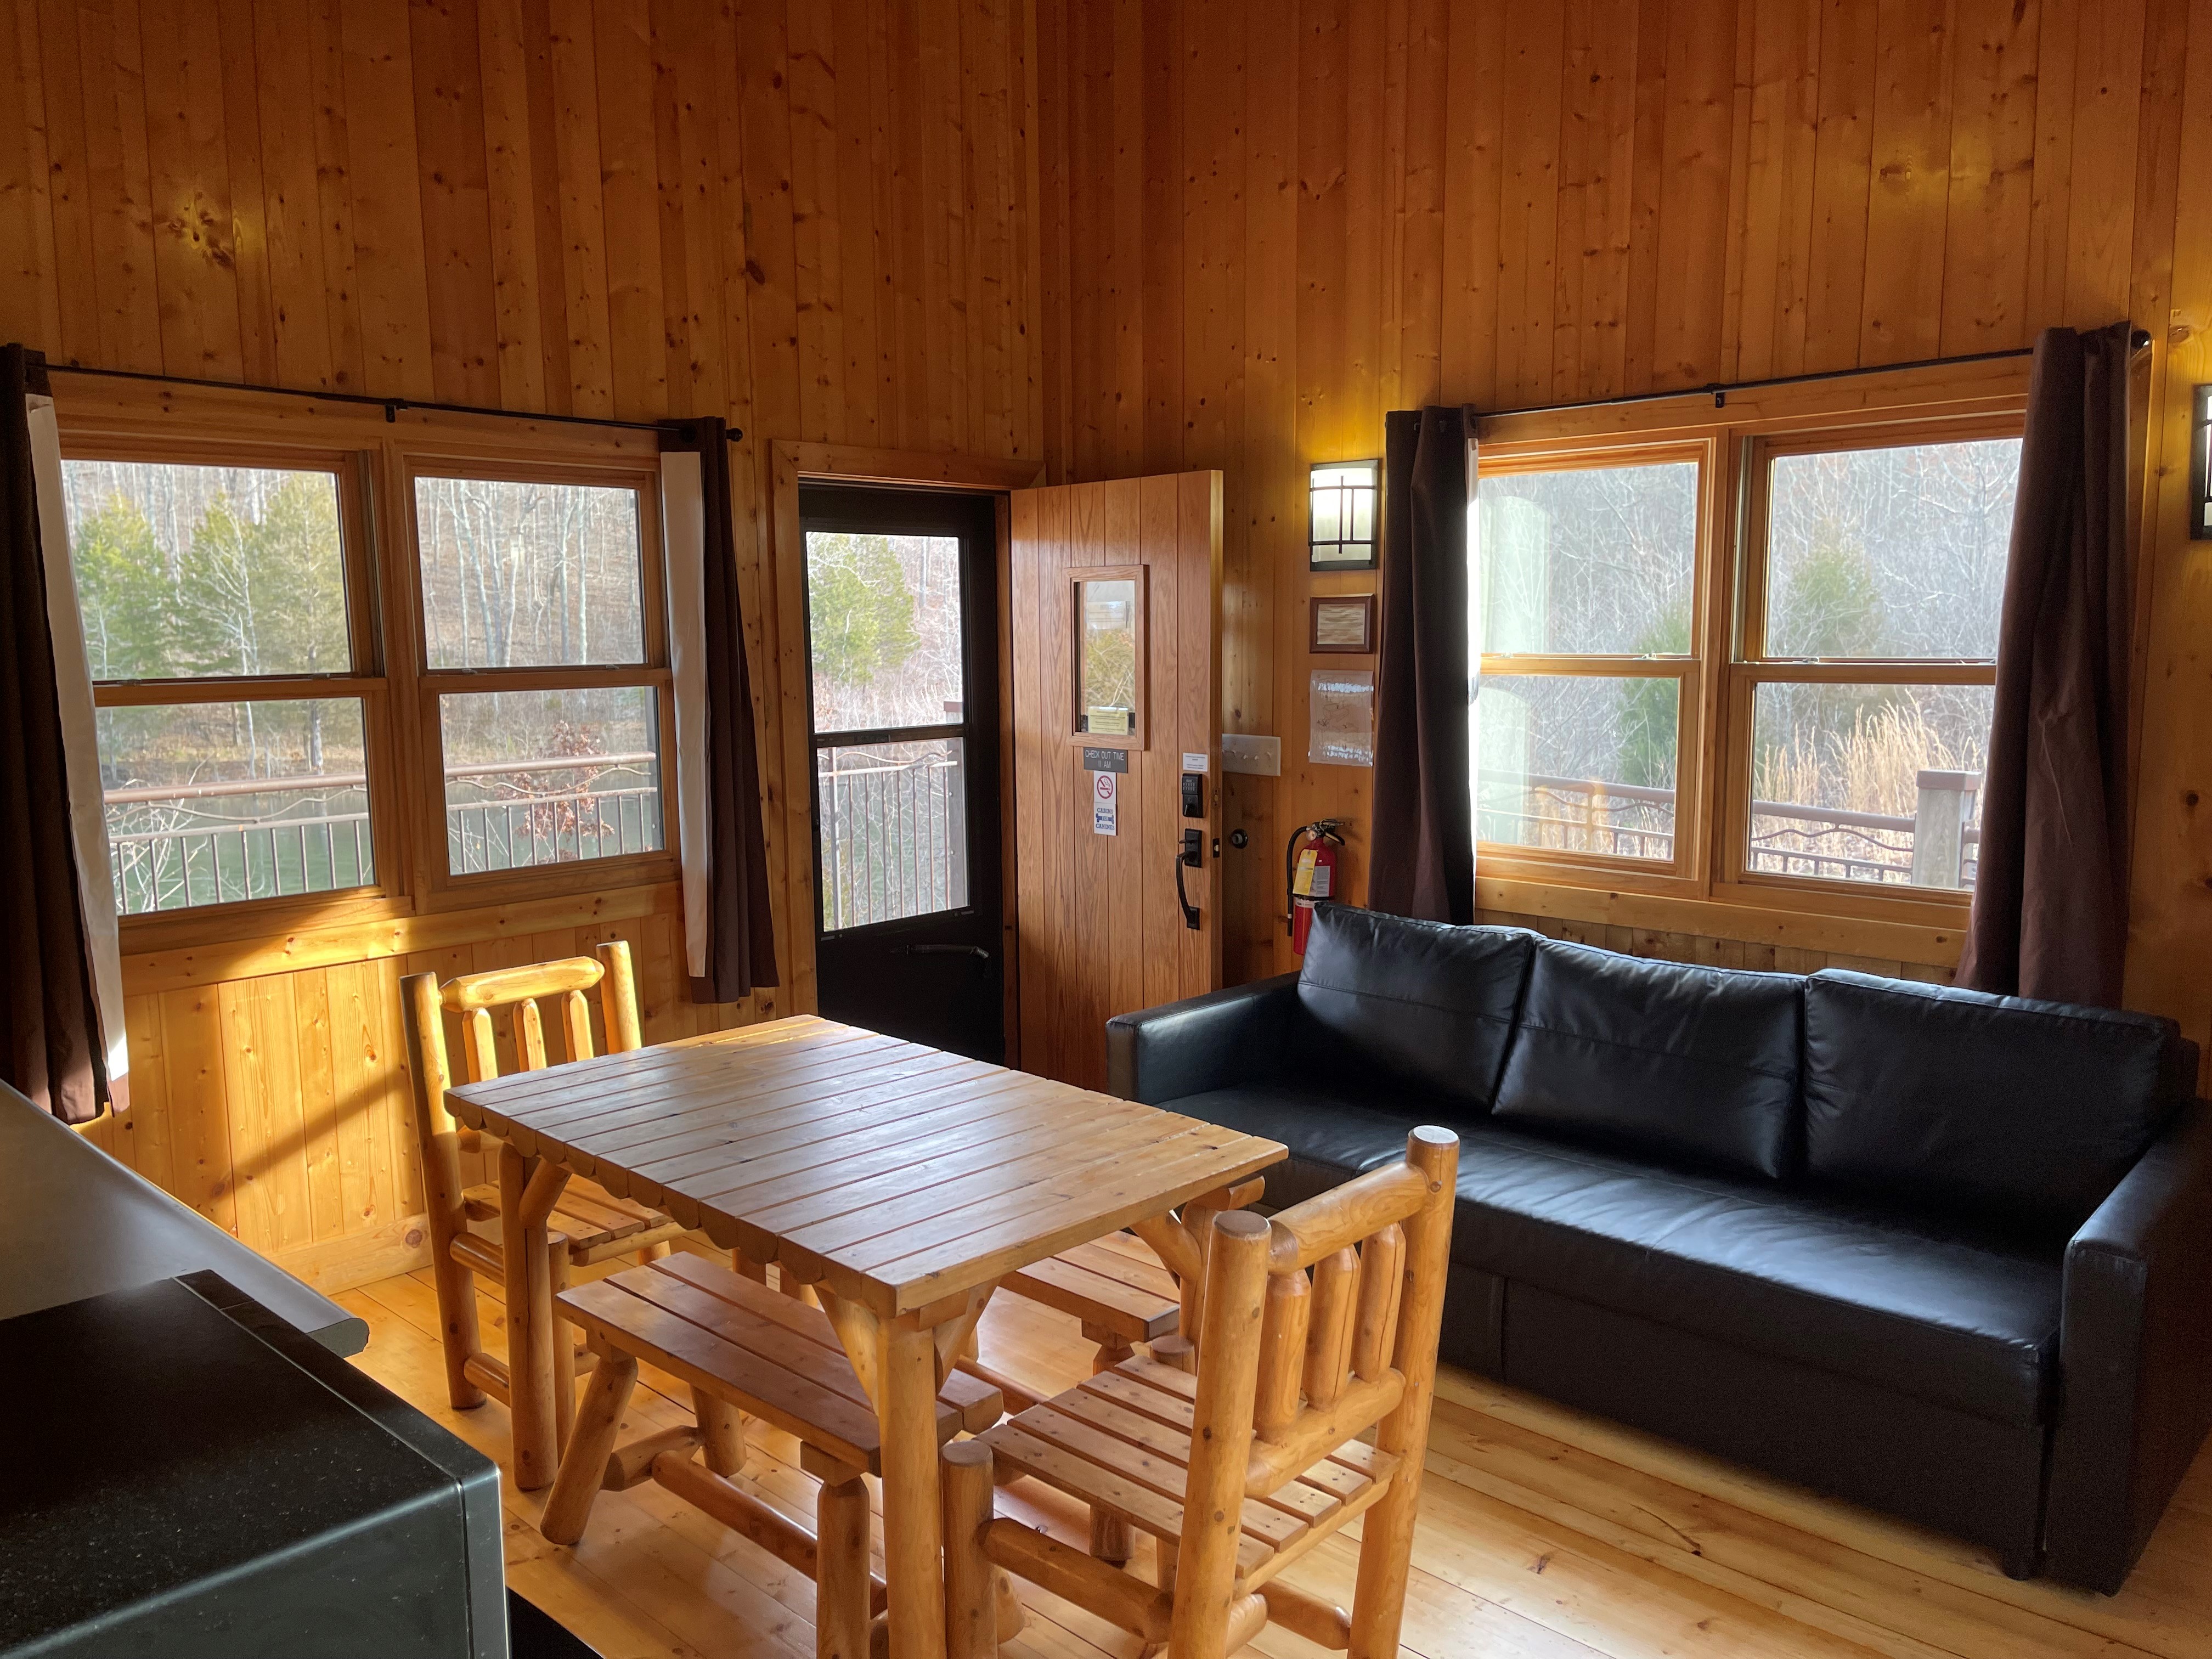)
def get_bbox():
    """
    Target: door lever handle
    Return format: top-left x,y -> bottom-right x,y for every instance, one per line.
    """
1175,830 -> 1202,930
